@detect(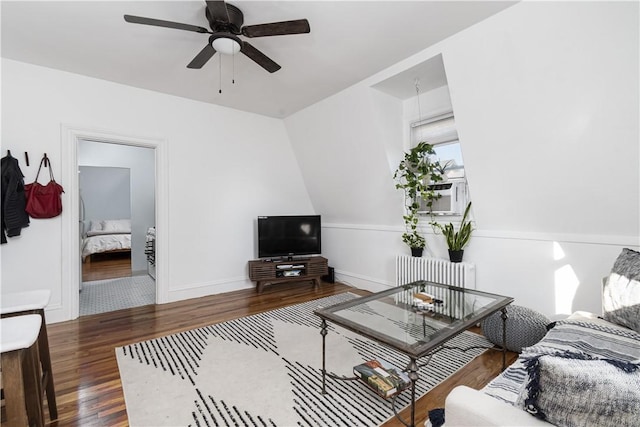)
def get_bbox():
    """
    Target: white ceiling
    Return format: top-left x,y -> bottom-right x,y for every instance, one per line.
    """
1,1 -> 516,118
